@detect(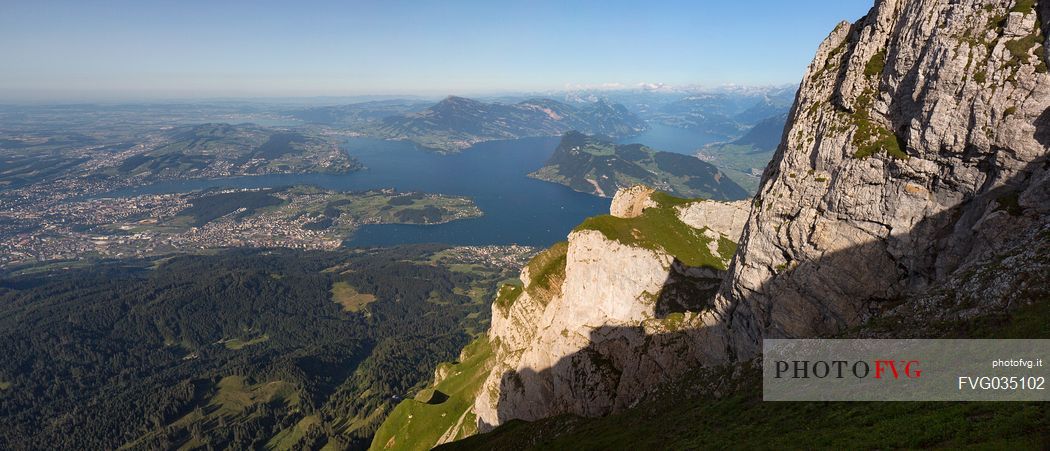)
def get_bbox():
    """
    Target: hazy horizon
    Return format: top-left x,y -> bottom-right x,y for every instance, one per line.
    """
1,1 -> 871,103
0,83 -> 804,106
